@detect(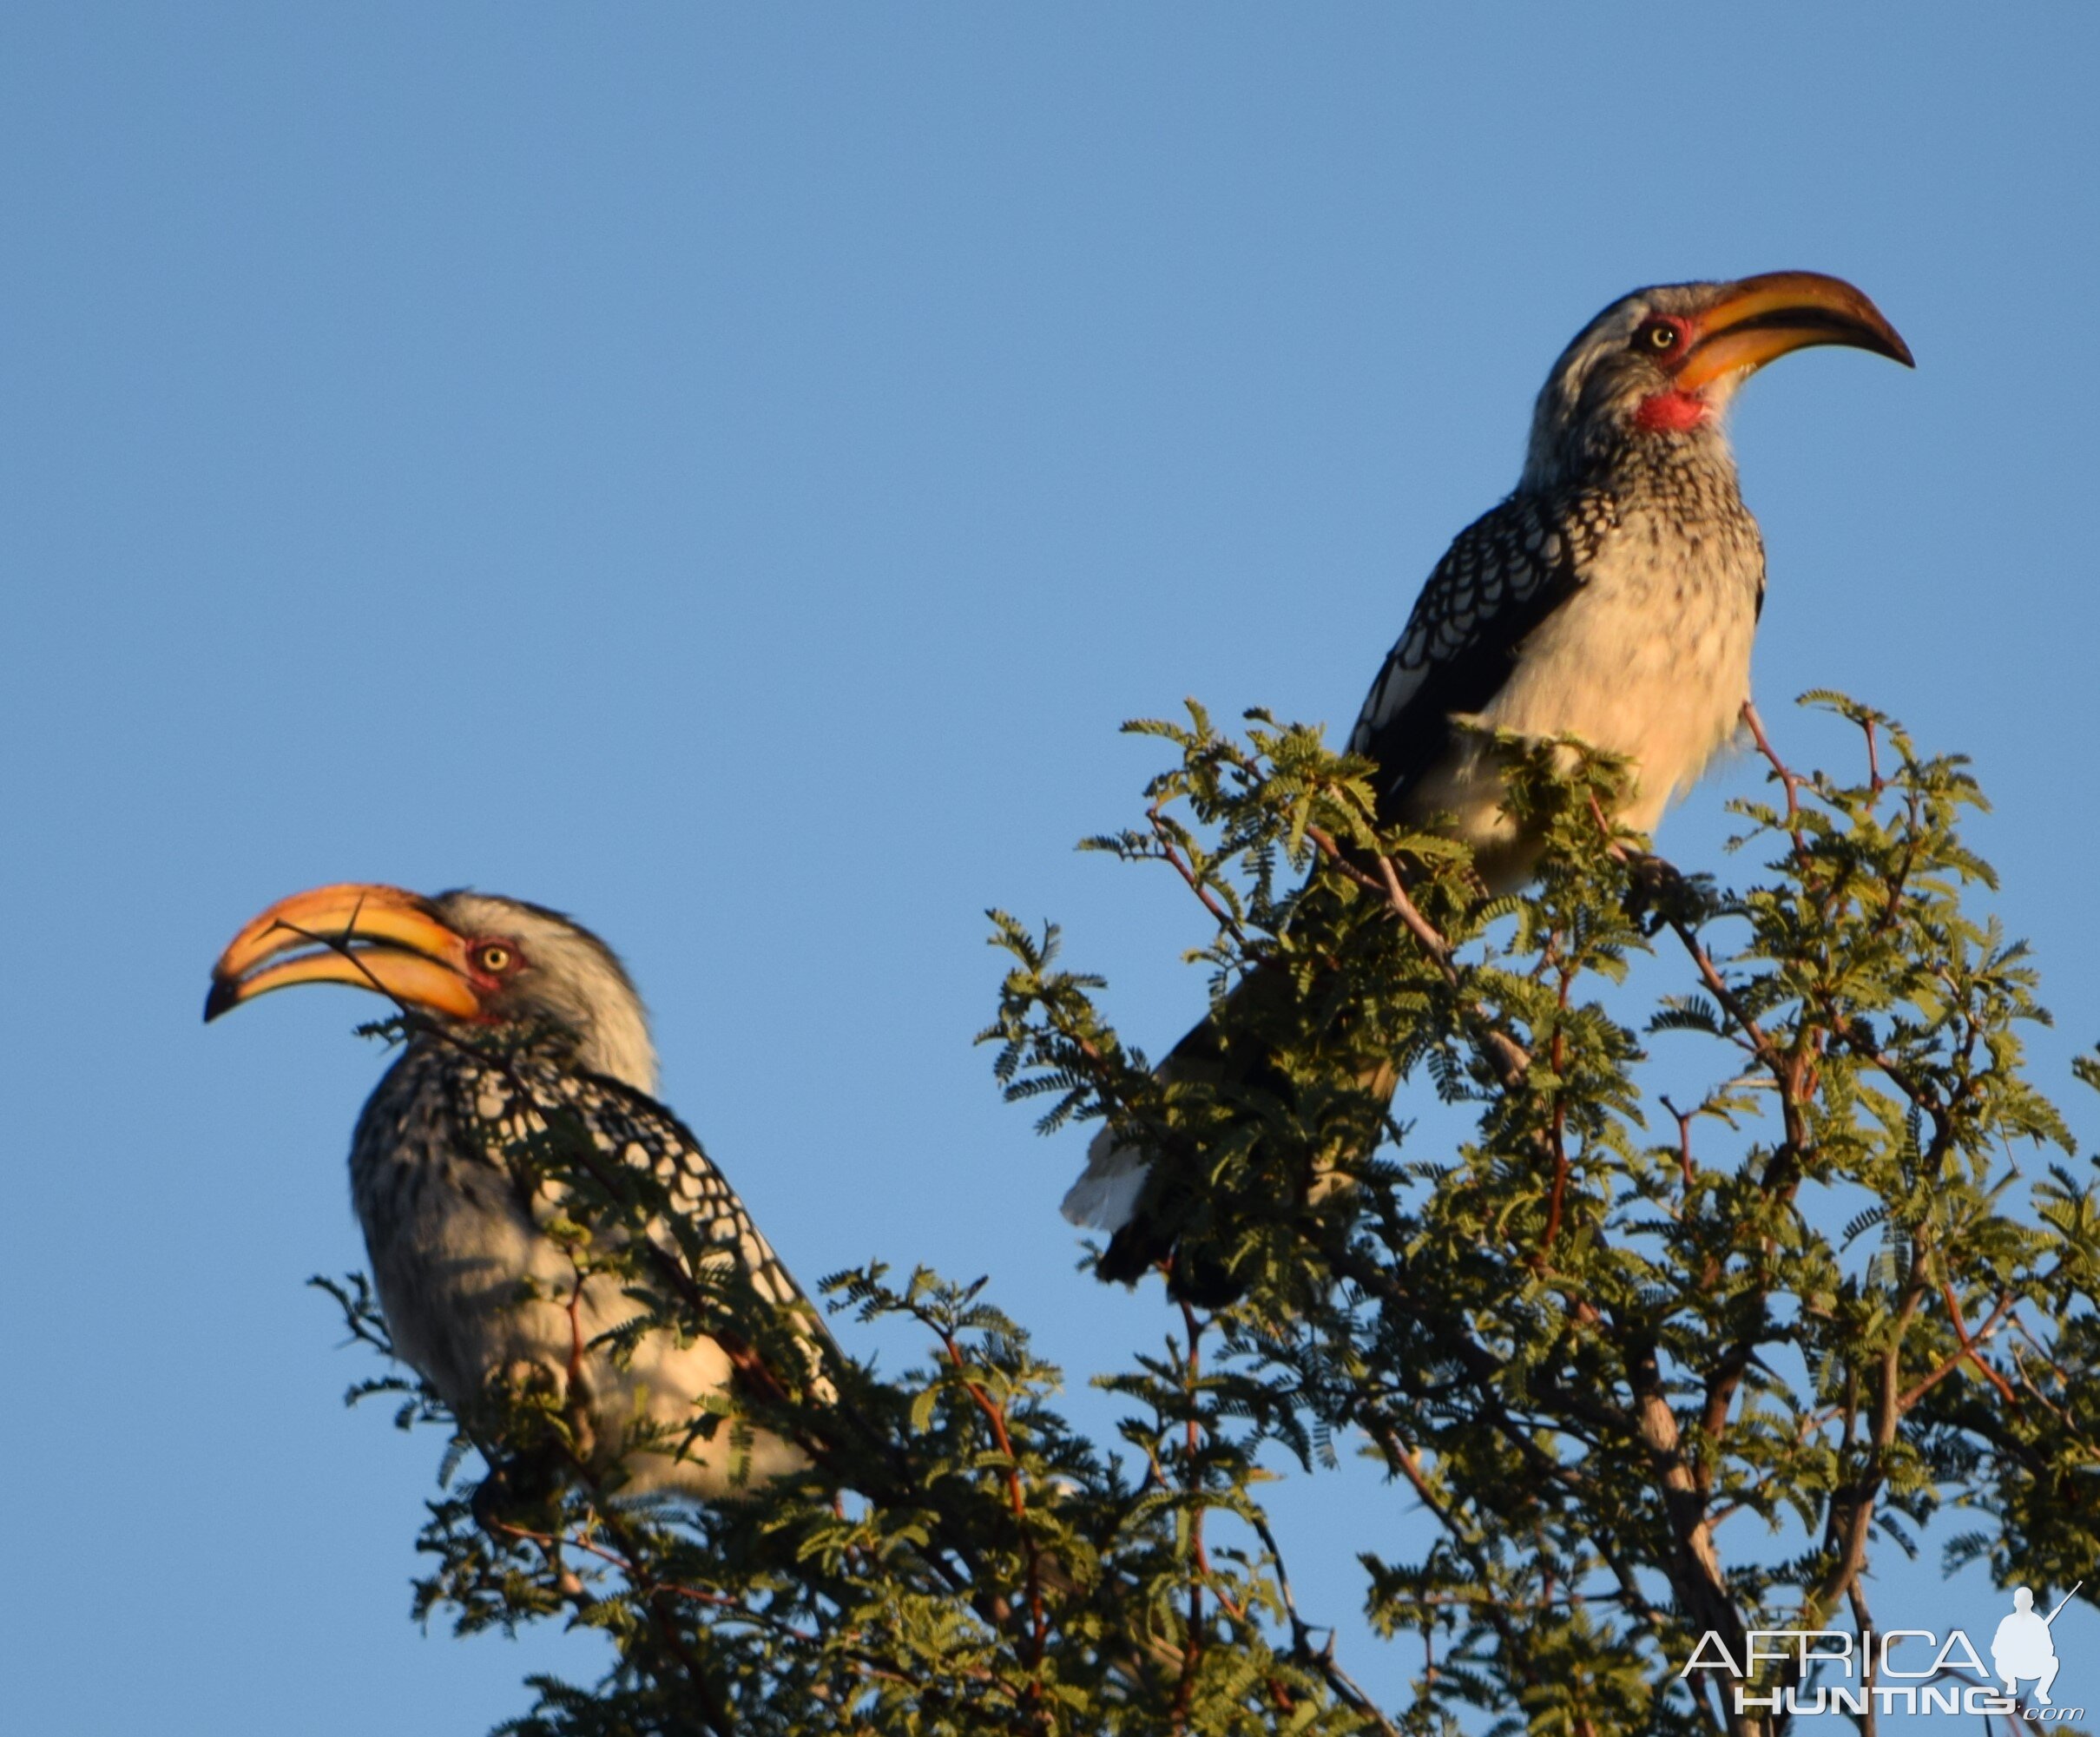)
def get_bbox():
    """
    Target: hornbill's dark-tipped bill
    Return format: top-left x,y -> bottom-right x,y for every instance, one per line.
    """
205,882 -> 483,1023
1675,271 -> 1914,393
